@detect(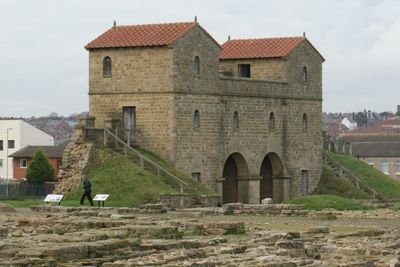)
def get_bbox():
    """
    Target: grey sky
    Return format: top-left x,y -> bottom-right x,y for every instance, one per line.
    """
0,0 -> 399,117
